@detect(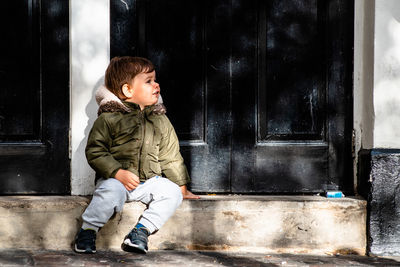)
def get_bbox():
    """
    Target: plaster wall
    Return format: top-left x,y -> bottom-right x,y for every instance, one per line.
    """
354,0 -> 375,152
70,0 -> 110,195
356,1 -> 400,256
373,0 -> 400,148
